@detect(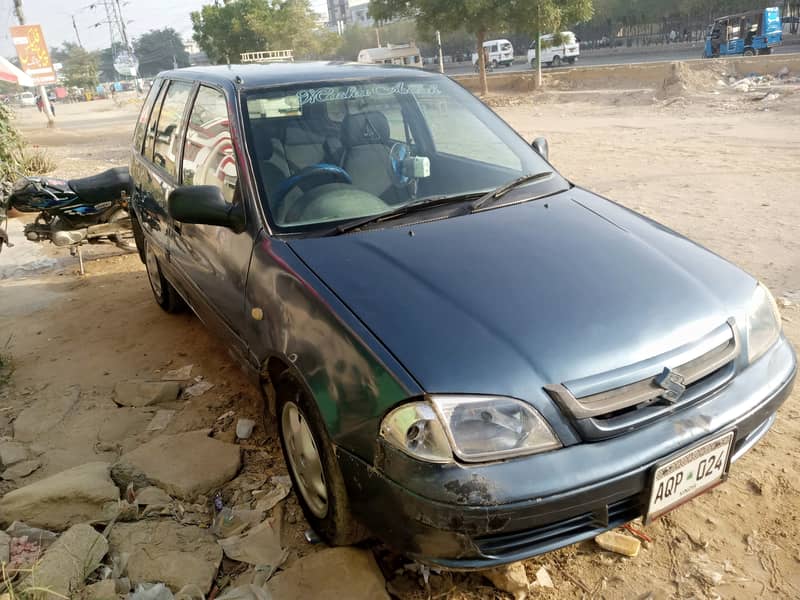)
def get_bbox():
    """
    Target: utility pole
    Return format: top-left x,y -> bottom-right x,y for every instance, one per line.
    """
12,0 -> 55,126
72,16 -> 84,48
436,30 -> 444,74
